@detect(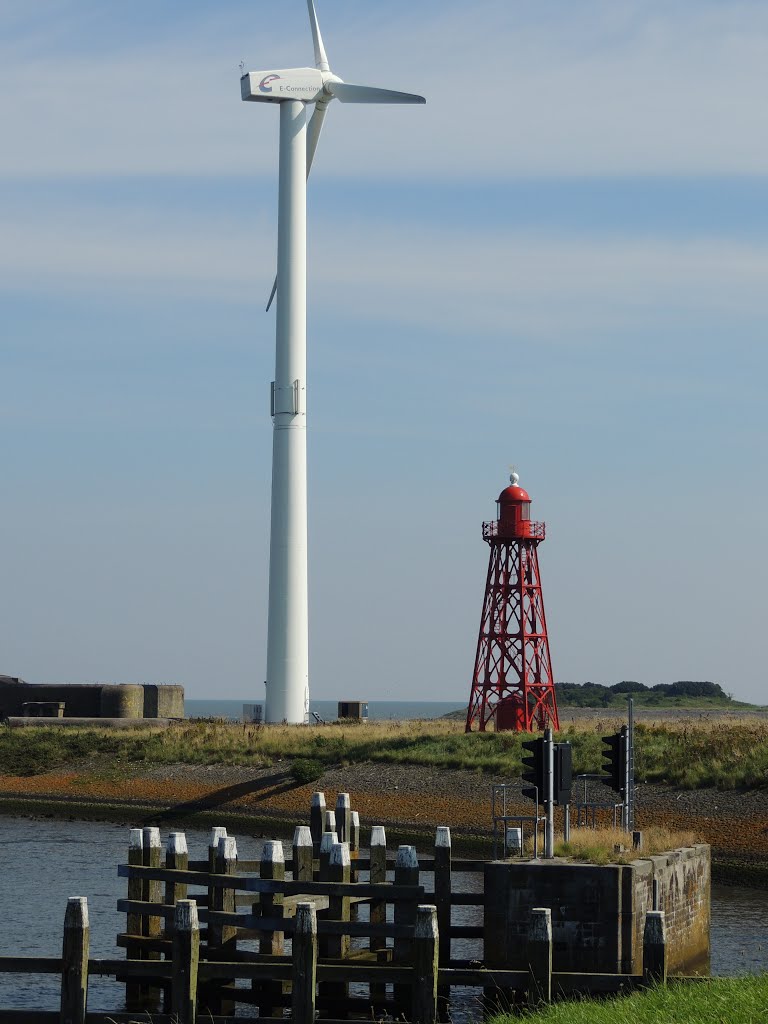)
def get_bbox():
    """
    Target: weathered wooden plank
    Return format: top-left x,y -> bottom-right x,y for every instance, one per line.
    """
0,957 -> 61,973
448,926 -> 484,939
119,863 -> 423,899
